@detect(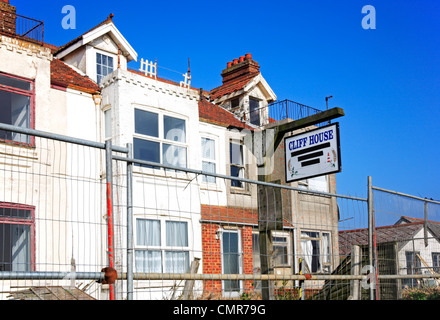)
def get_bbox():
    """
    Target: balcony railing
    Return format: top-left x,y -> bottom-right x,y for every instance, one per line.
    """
0,9 -> 44,44
269,99 -> 323,123
242,99 -> 326,128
